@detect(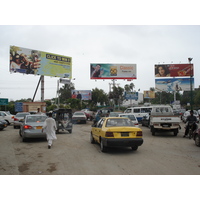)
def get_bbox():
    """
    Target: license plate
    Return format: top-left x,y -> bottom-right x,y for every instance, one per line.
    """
36,126 -> 42,129
121,133 -> 129,137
